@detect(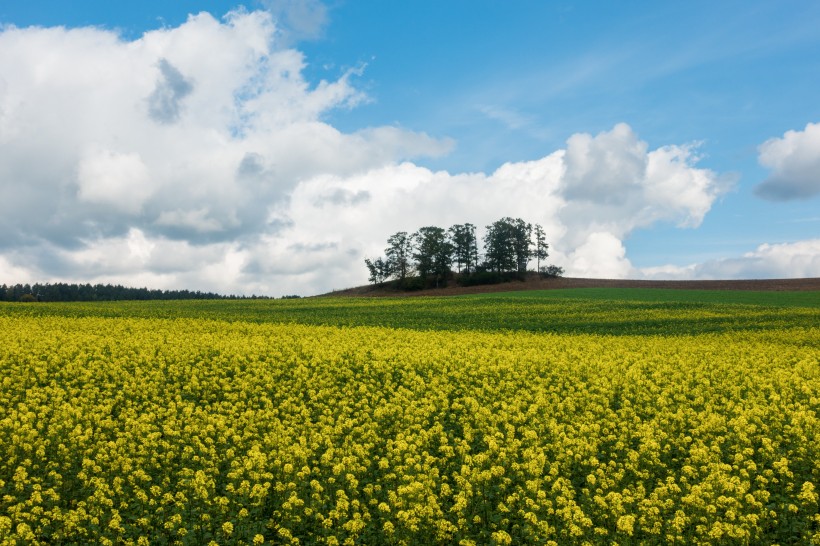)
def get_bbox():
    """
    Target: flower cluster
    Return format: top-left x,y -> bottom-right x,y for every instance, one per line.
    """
0,299 -> 818,544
